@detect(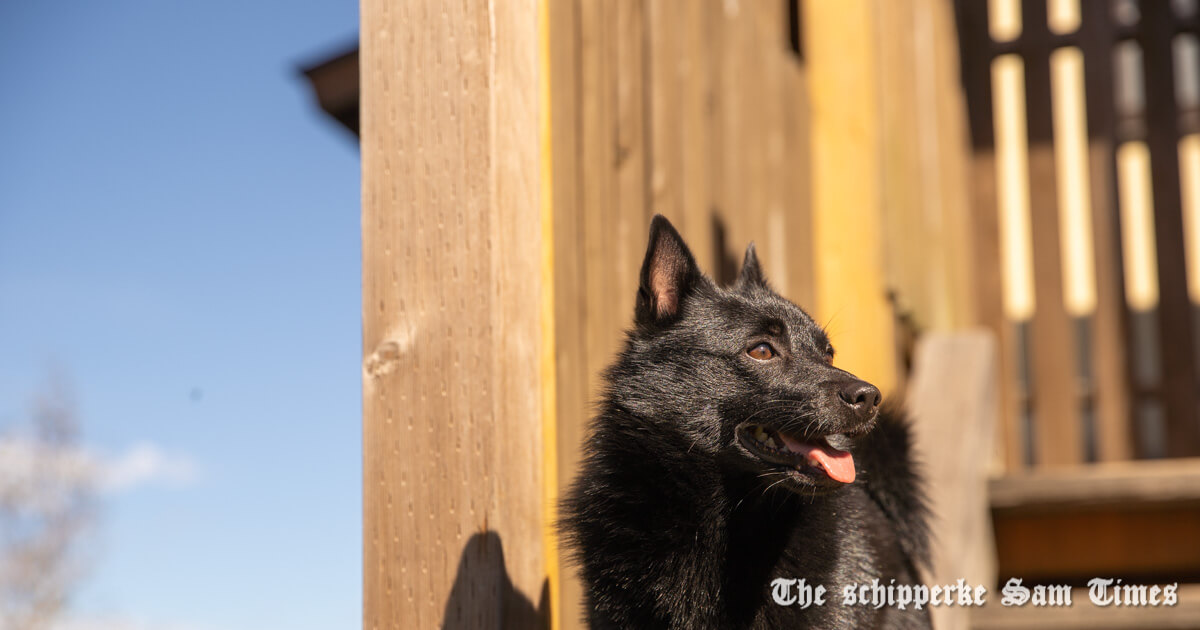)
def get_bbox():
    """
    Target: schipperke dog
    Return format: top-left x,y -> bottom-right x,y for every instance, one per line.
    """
561,216 -> 930,629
